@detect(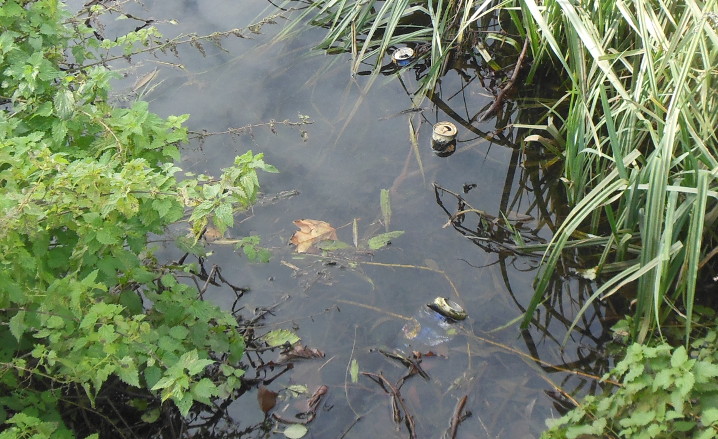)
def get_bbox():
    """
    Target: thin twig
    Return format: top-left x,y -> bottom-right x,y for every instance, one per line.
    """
445,395 -> 470,439
479,38 -> 530,121
361,372 -> 417,439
